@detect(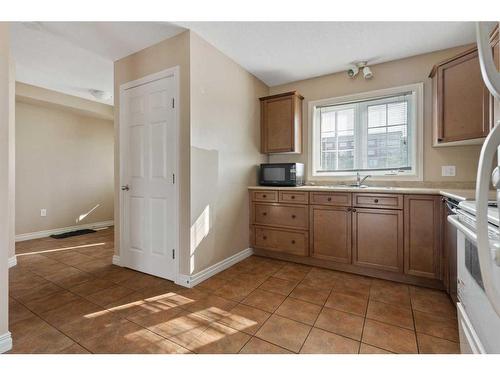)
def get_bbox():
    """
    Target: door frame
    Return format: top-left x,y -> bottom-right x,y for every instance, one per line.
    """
118,66 -> 180,282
